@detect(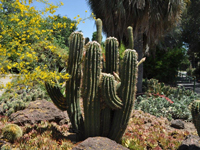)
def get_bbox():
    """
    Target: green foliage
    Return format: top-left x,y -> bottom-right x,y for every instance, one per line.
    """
144,47 -> 187,84
119,42 -> 126,60
2,123 -> 23,143
43,14 -> 77,48
182,0 -> 200,69
23,41 -> 68,73
92,31 -> 97,41
136,79 -> 200,121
